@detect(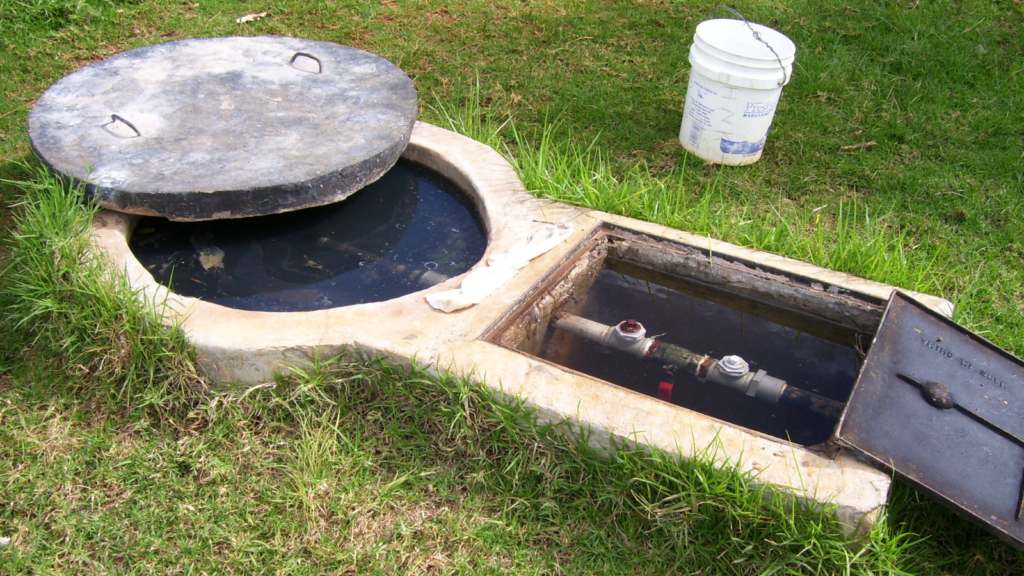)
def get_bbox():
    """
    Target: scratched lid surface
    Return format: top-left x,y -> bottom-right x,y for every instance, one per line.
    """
28,36 -> 417,221
836,291 -> 1024,549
